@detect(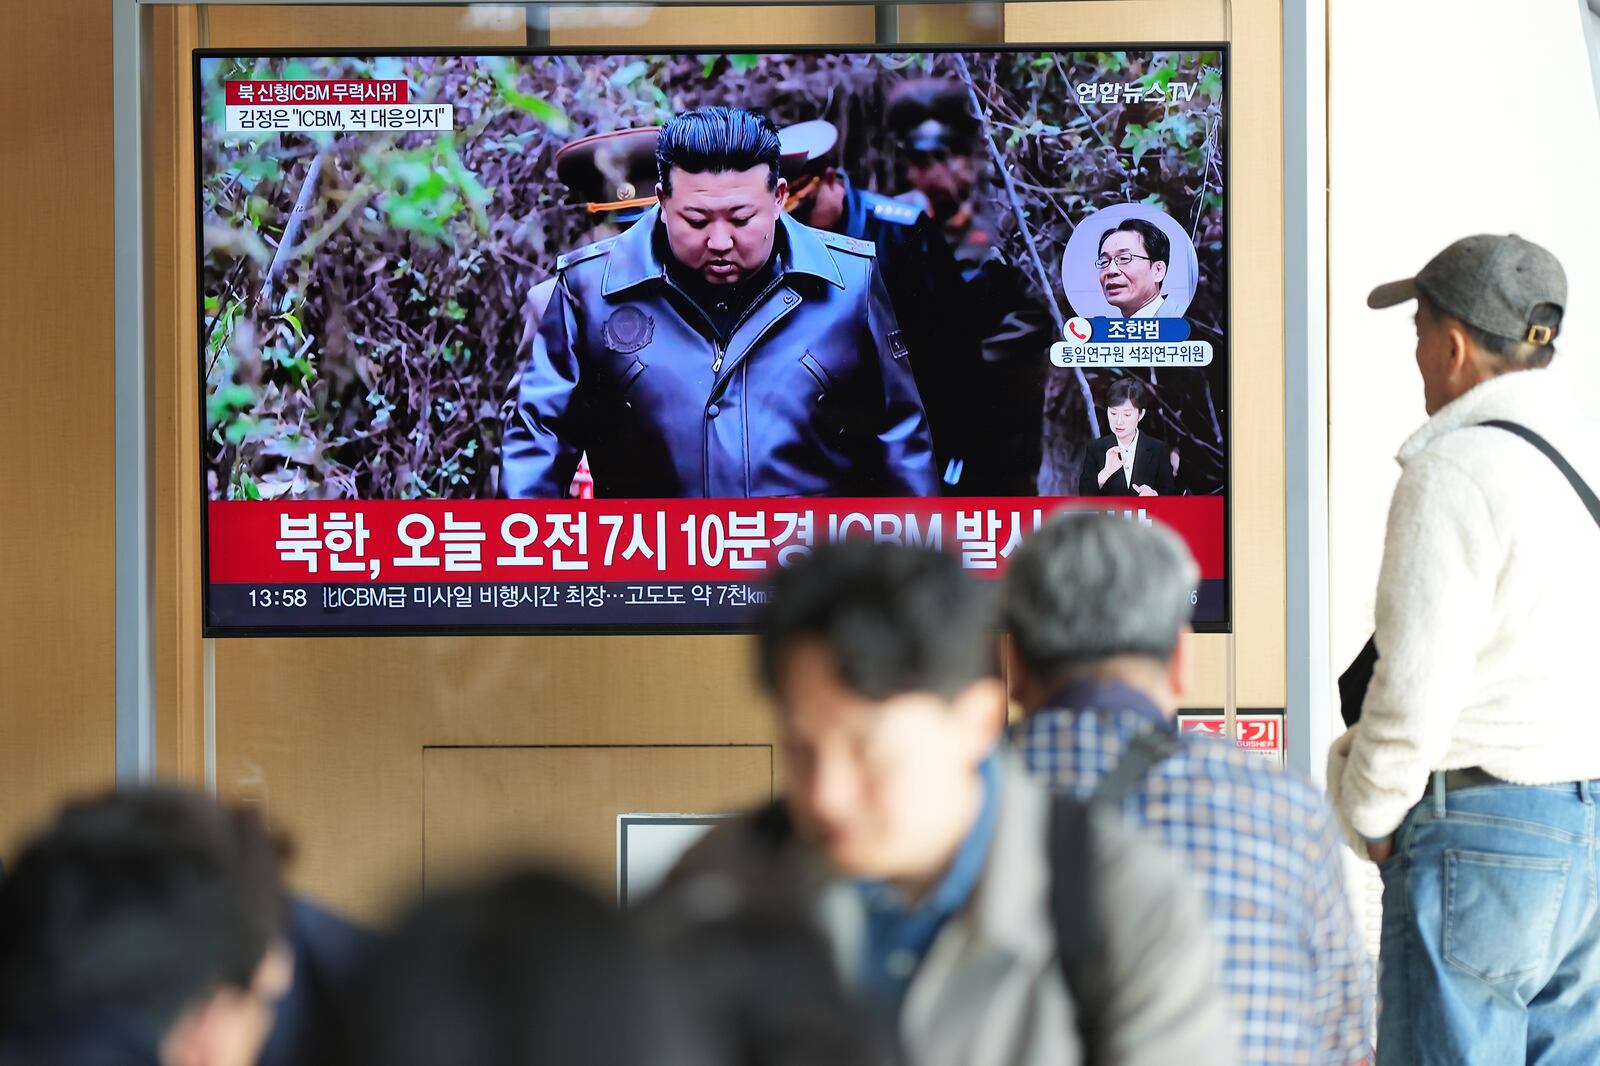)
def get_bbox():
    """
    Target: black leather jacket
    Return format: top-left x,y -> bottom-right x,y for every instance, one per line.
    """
501,208 -> 937,499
